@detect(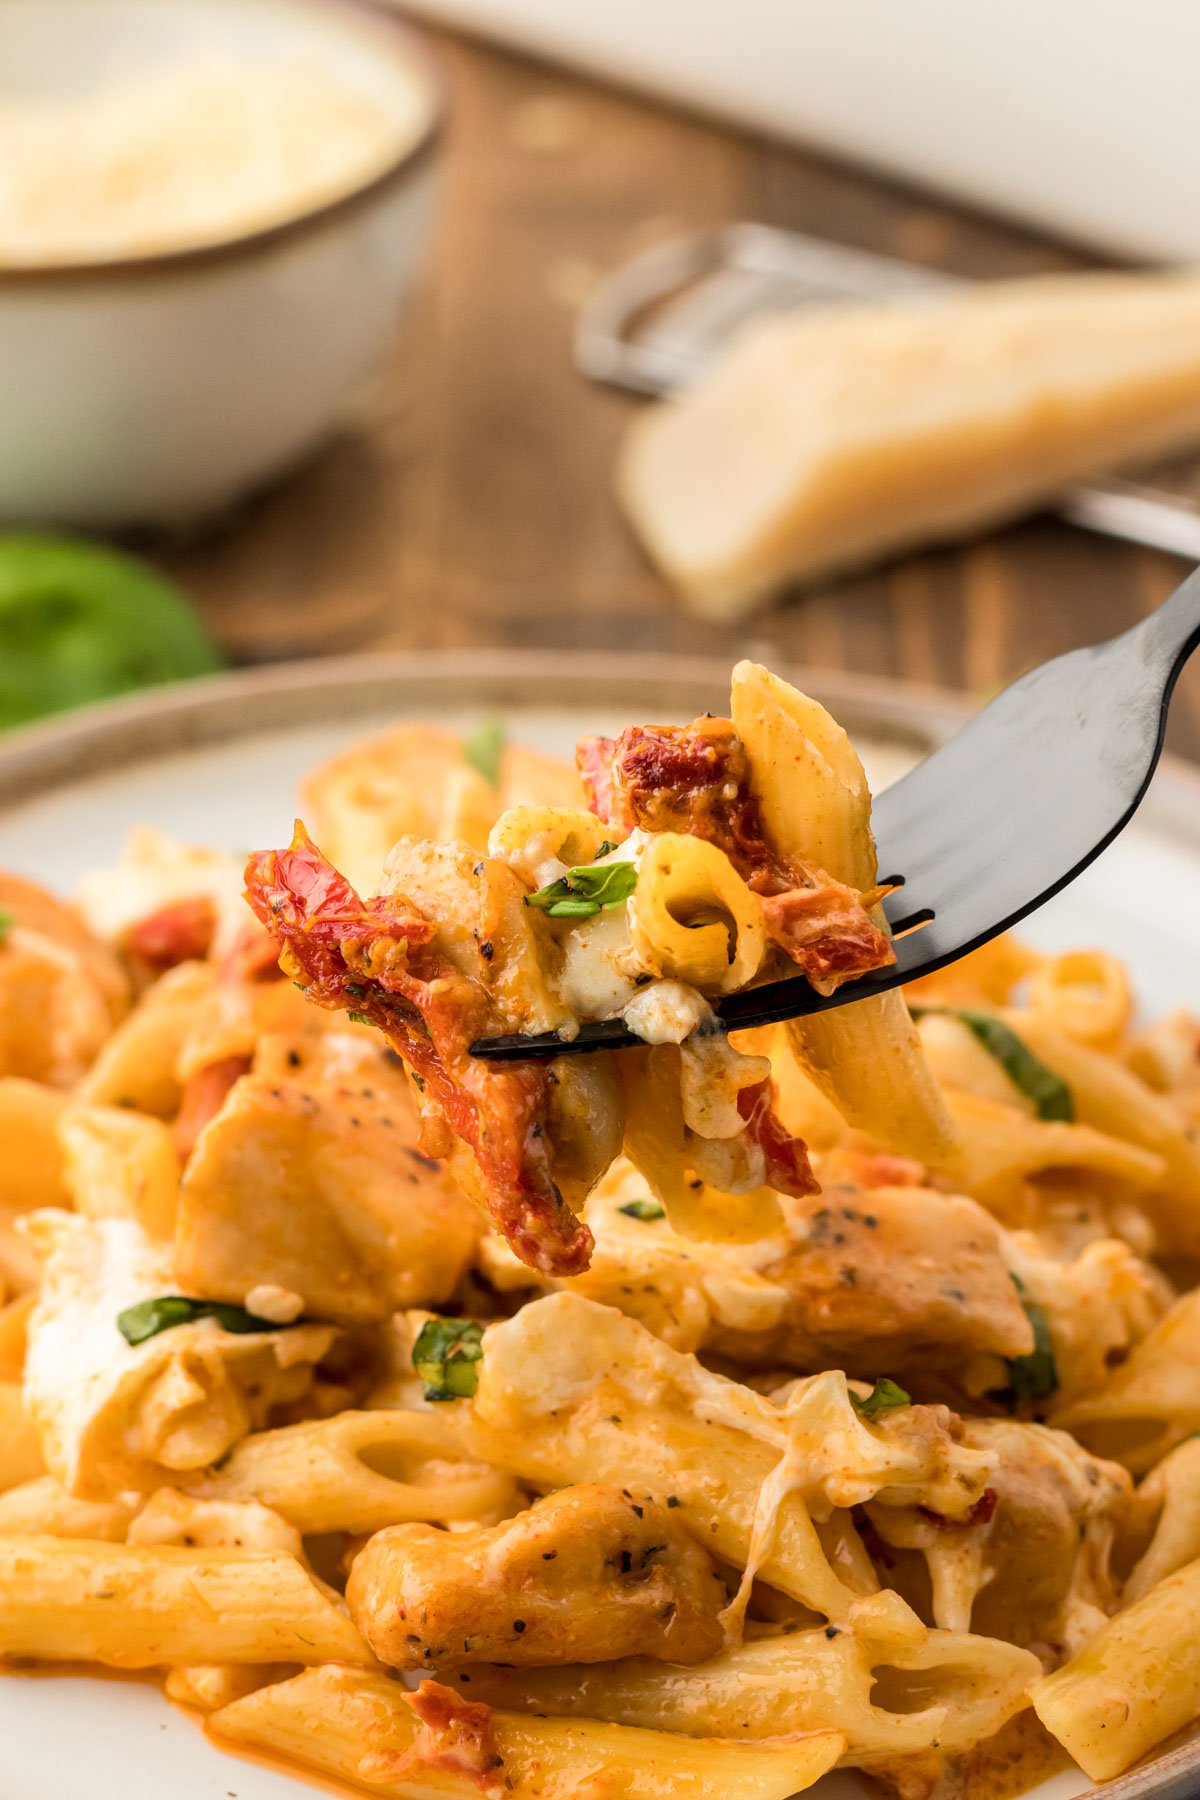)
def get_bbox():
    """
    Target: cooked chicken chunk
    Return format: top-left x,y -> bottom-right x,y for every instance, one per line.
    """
481,1164 -> 1035,1386
346,1483 -> 727,1670
721,1181 -> 1033,1375
863,1417 -> 1129,1659
175,1033 -> 479,1325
